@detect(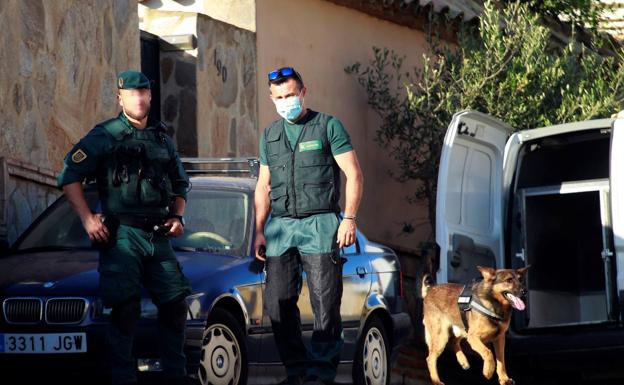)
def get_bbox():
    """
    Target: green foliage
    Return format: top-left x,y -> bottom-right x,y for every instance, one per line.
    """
345,0 -> 624,243
514,0 -> 610,29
